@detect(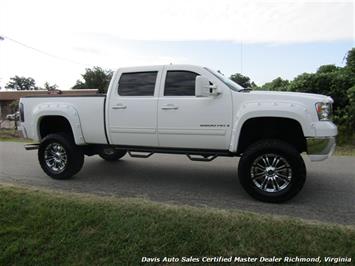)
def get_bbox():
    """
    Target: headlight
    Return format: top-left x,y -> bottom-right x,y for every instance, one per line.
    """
315,102 -> 332,121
